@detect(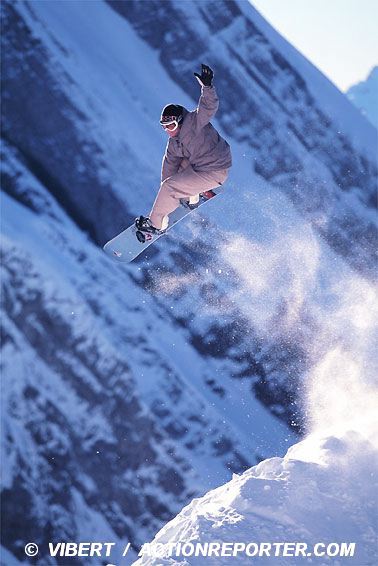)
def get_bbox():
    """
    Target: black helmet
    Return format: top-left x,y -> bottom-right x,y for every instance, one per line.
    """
160,104 -> 183,125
